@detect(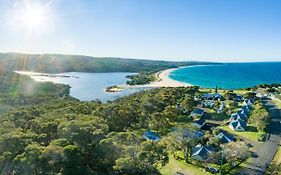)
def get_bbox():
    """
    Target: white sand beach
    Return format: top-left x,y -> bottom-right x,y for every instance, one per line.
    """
120,68 -> 192,89
148,68 -> 192,87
